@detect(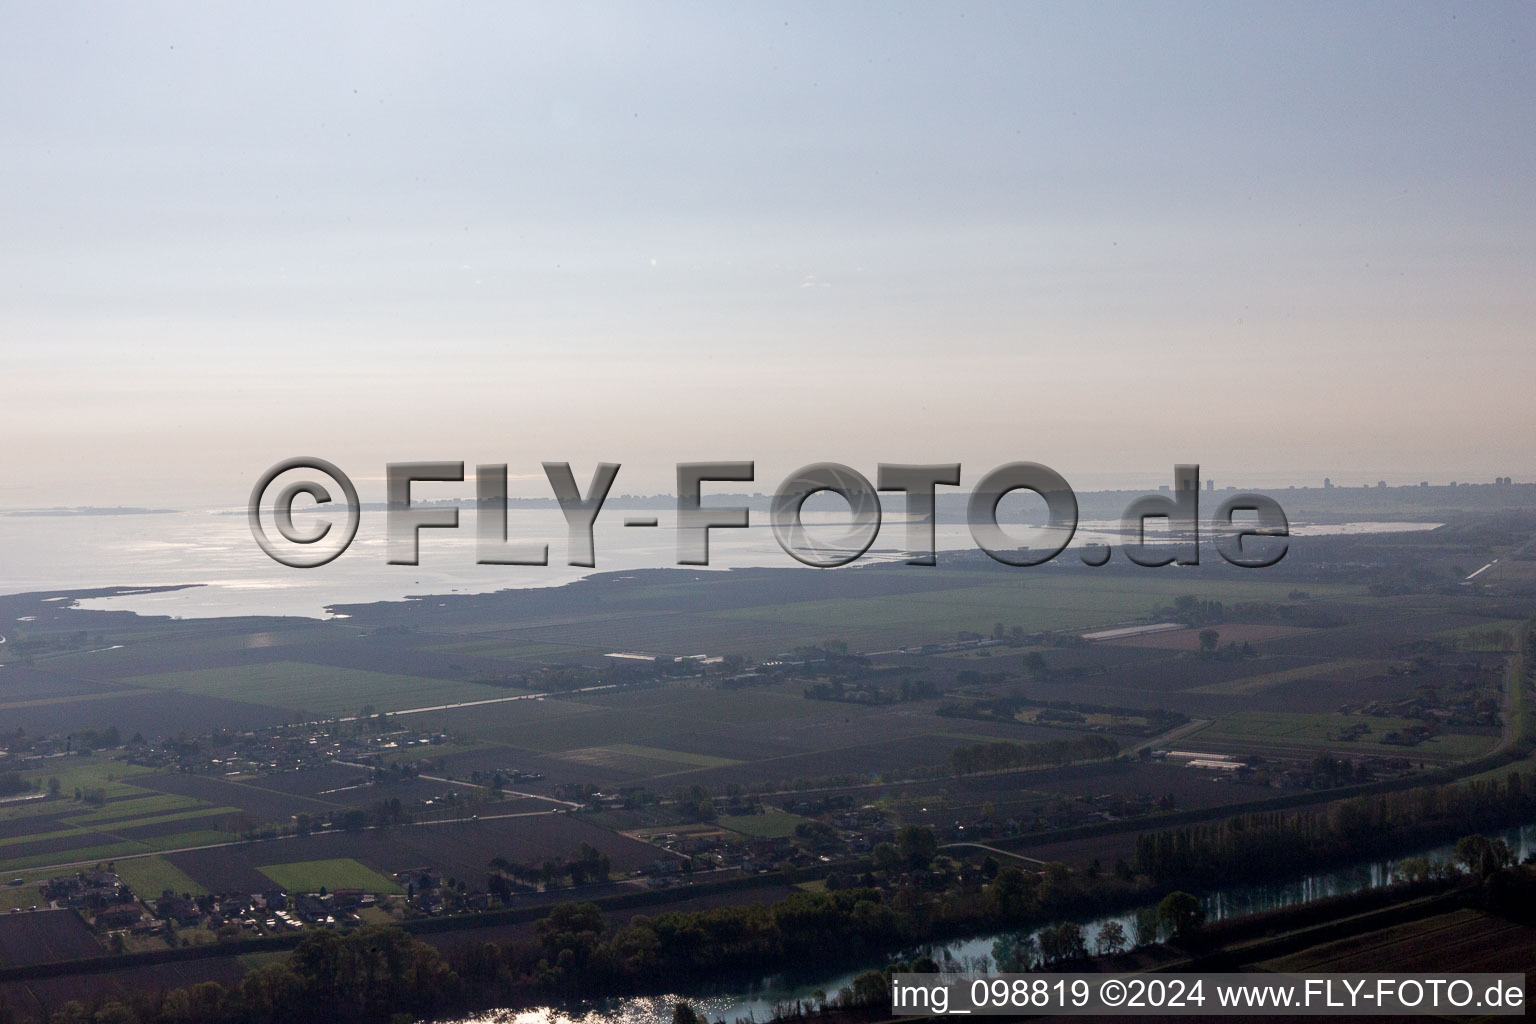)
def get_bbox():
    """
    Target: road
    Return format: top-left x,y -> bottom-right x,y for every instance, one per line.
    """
330,759 -> 582,808
747,722 -> 1218,801
938,842 -> 1047,869
324,683 -> 620,724
1126,718 -> 1212,756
